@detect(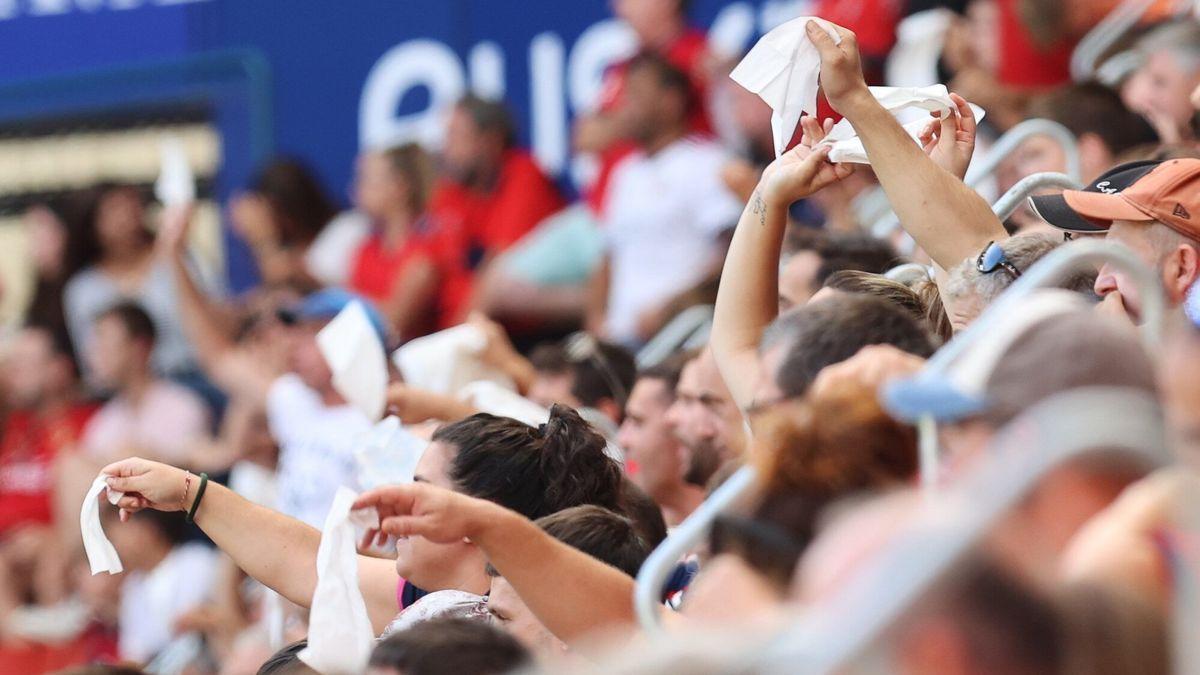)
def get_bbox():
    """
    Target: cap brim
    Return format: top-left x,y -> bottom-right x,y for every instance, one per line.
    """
1028,193 -> 1110,232
881,376 -> 987,424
